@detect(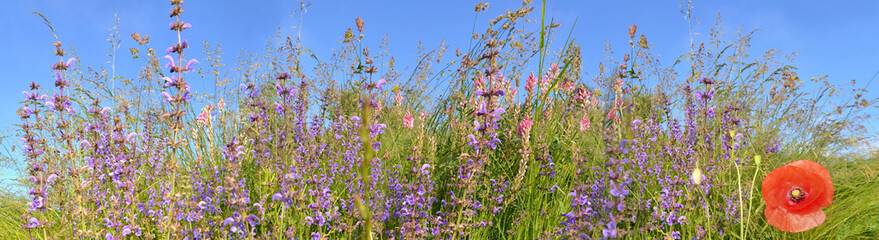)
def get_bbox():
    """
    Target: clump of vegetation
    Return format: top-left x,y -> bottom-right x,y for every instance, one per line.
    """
2,0 -> 877,239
